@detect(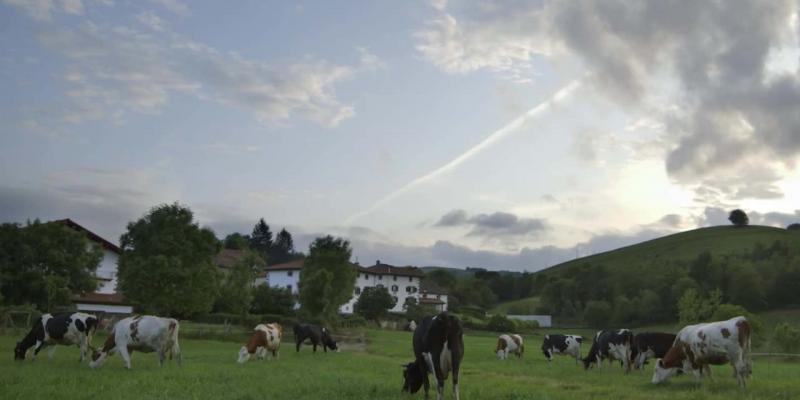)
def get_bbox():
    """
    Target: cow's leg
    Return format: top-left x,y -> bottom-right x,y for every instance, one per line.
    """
171,341 -> 182,367
452,355 -> 461,400
32,341 -> 45,359
79,334 -> 88,362
118,346 -> 132,369
158,349 -> 166,367
47,346 -> 57,360
296,339 -> 302,352
422,370 -> 430,400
